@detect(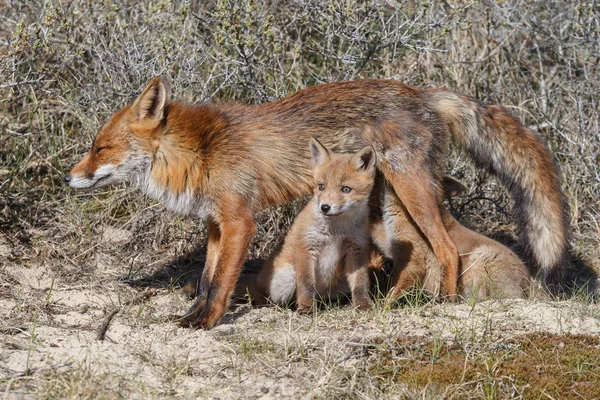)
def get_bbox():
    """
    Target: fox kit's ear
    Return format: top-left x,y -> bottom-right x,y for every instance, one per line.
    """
352,145 -> 376,172
442,176 -> 466,198
309,138 -> 331,166
133,77 -> 170,121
